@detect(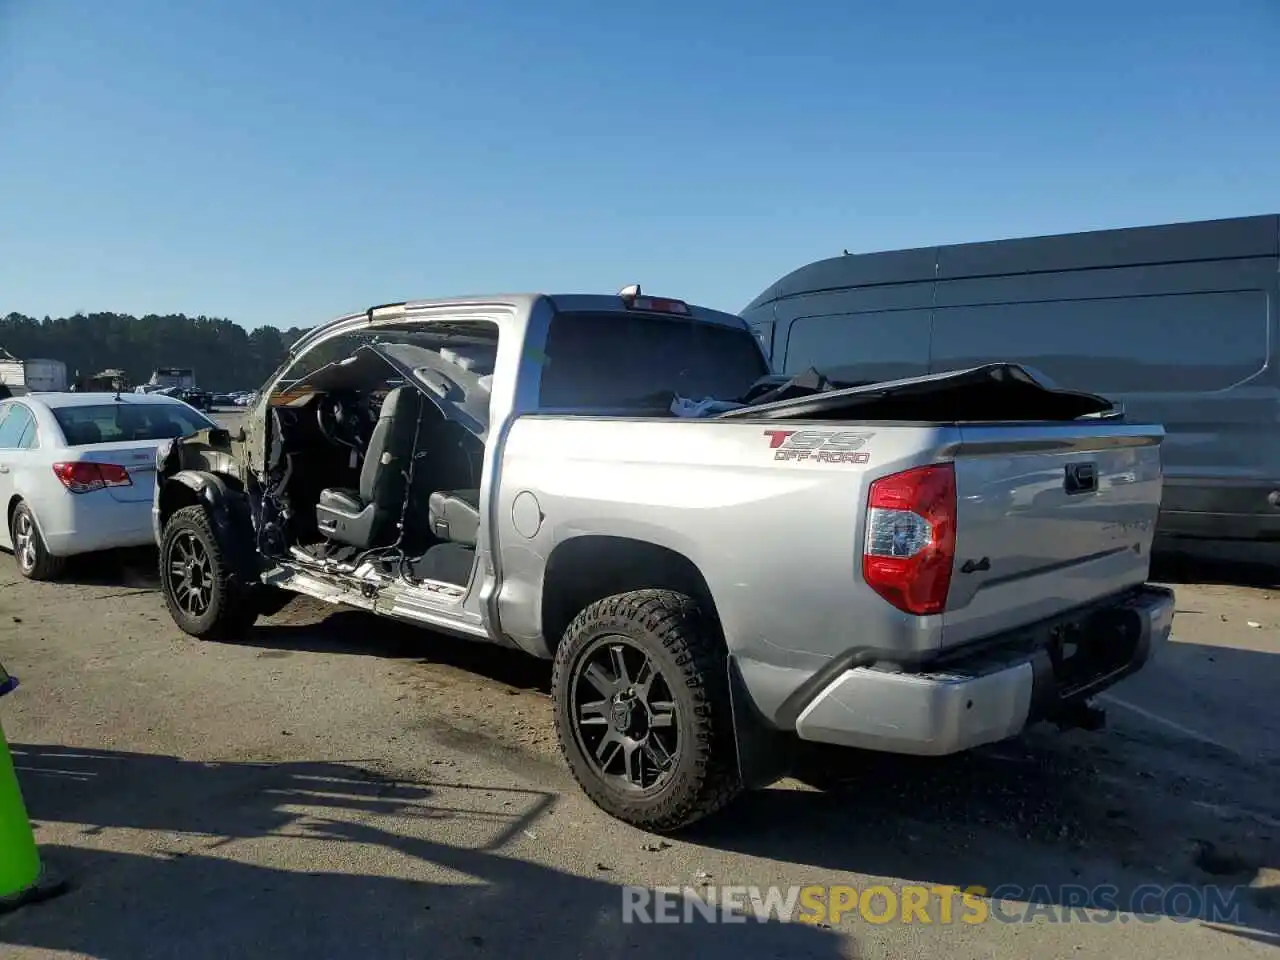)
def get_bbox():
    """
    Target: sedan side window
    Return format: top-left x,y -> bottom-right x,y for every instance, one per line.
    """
0,405 -> 31,449
16,415 -> 38,449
